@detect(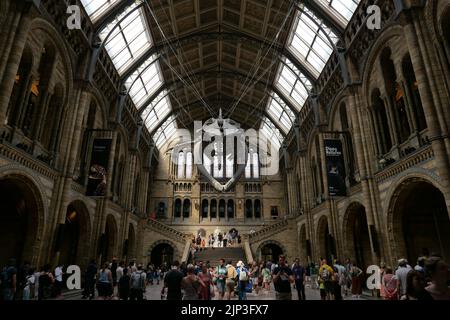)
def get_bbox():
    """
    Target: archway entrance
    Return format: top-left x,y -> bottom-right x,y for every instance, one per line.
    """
318,216 -> 335,264
0,176 -> 41,267
345,203 -> 372,270
100,215 -> 117,264
392,181 -> 450,262
58,201 -> 90,268
260,243 -> 283,263
126,224 -> 136,263
299,225 -> 308,264
150,243 -> 174,267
